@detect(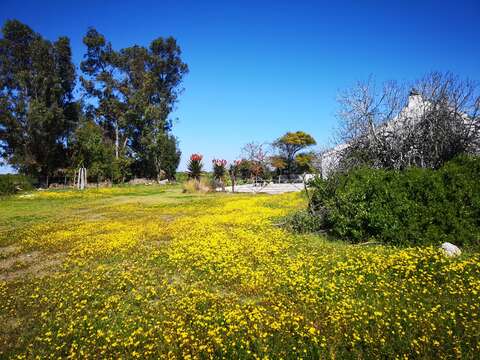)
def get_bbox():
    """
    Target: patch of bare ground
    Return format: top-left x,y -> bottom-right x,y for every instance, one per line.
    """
0,249 -> 65,281
0,244 -> 21,259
